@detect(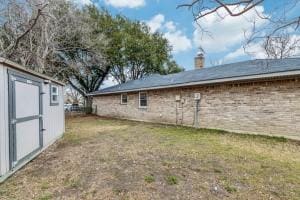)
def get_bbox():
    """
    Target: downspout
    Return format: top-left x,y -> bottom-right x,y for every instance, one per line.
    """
193,93 -> 201,127
194,99 -> 200,127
